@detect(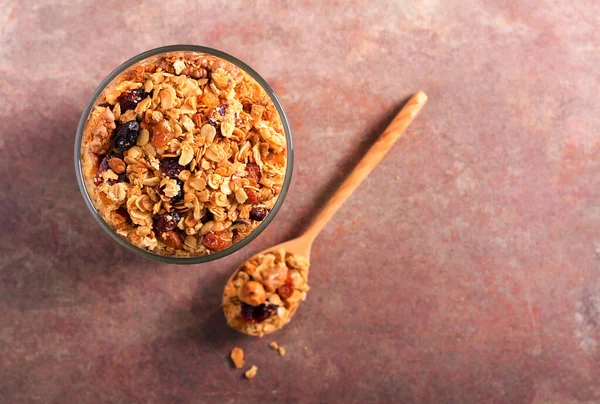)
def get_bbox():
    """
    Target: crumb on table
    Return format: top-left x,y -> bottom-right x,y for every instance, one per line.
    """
245,365 -> 258,379
230,347 -> 245,369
